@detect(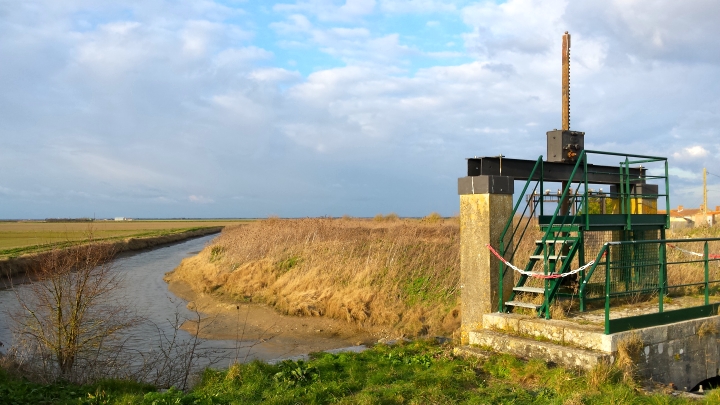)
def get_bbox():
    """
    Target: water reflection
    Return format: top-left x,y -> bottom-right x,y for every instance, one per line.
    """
0,235 -> 245,371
